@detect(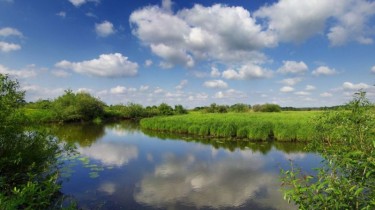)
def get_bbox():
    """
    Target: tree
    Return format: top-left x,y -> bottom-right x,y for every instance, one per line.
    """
174,104 -> 188,115
281,91 -> 375,209
53,90 -> 105,122
0,74 -> 70,209
158,103 -> 173,115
